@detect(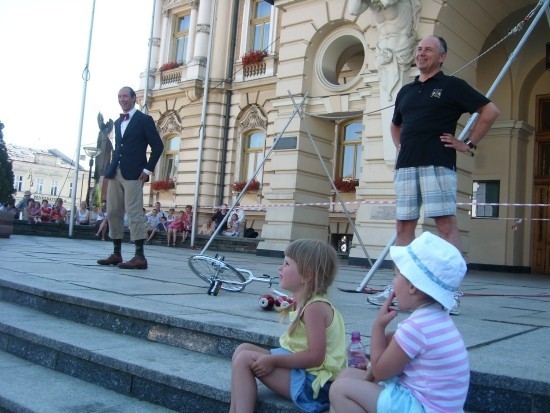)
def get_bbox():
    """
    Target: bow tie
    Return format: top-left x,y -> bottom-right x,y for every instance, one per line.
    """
120,113 -> 130,121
